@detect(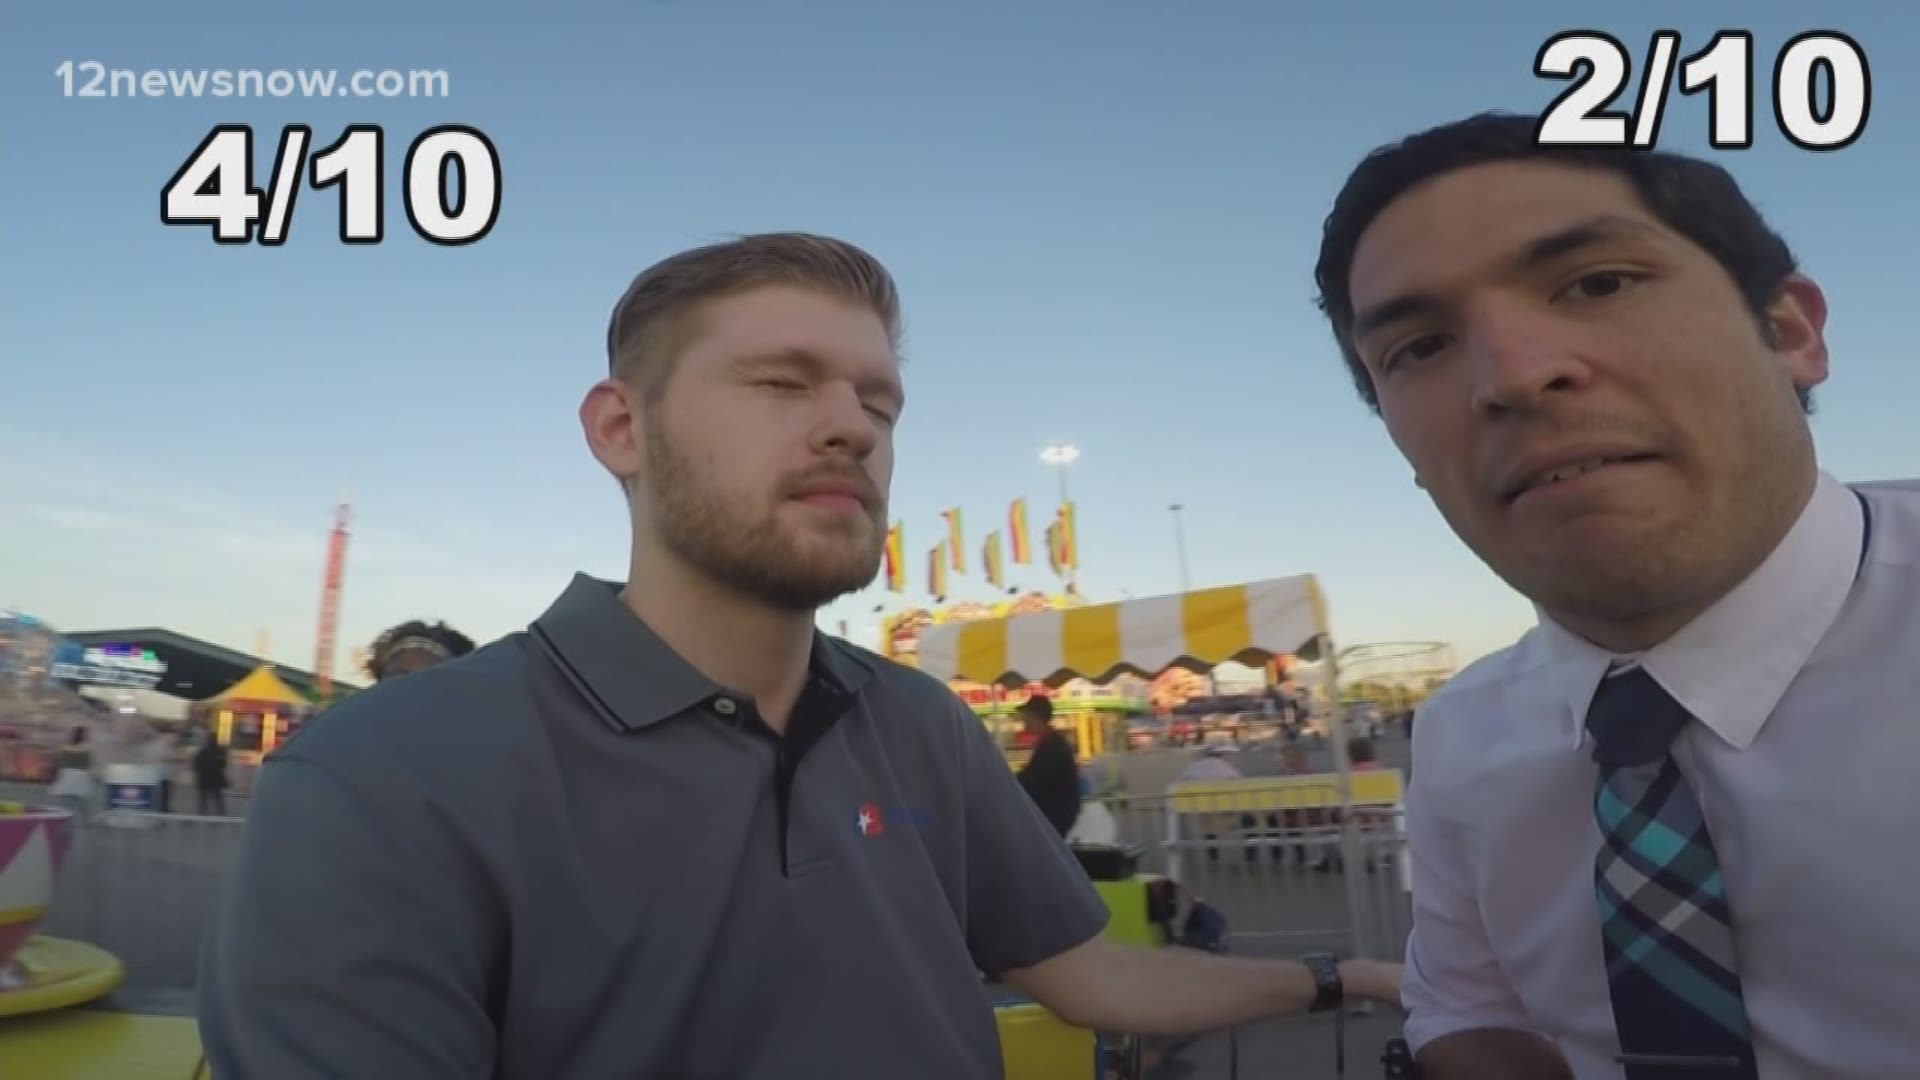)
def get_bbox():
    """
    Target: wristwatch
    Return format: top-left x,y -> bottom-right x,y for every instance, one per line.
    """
1299,952 -> 1344,1013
